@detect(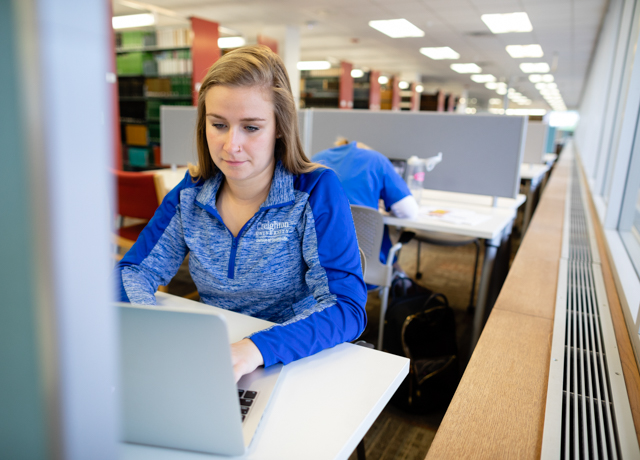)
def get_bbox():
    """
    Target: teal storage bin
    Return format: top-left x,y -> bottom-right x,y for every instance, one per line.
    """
128,147 -> 148,167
